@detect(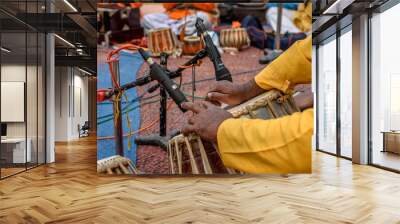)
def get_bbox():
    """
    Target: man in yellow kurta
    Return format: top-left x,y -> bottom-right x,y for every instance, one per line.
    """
181,35 -> 312,174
